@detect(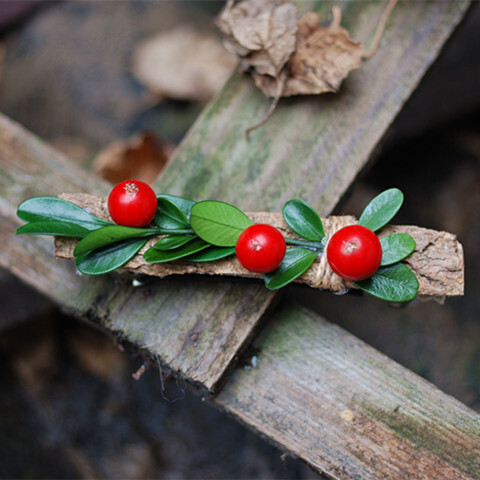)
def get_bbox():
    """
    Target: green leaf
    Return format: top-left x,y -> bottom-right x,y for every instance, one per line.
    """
157,194 -> 195,220
380,233 -> 416,266
358,188 -> 404,232
17,197 -> 109,232
264,247 -> 318,290
153,235 -> 195,251
144,238 -> 210,263
283,199 -> 324,241
16,220 -> 92,238
186,246 -> 236,262
75,238 -> 148,275
190,201 -> 253,247
155,195 -> 195,230
74,225 -> 158,256
354,263 -> 419,302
